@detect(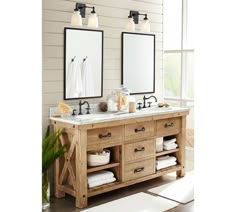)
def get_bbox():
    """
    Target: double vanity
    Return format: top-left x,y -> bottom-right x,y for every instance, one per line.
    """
50,106 -> 189,208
